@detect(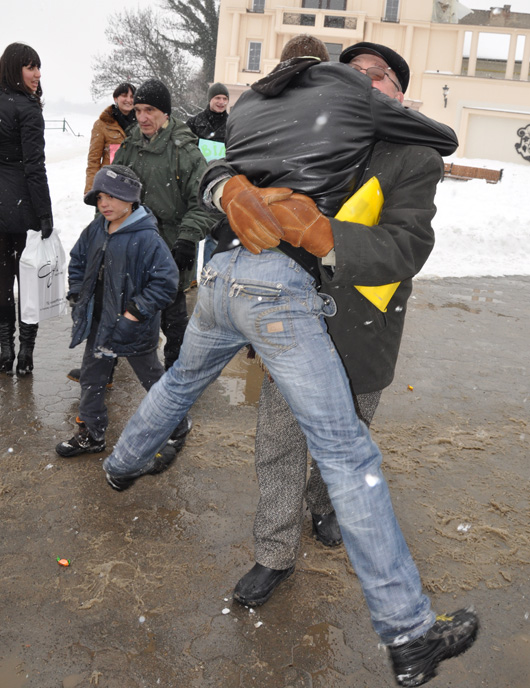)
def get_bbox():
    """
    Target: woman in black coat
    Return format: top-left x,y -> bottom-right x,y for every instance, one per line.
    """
0,42 -> 53,375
